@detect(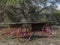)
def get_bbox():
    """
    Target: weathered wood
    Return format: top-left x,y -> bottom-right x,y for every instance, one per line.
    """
31,23 -> 46,31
